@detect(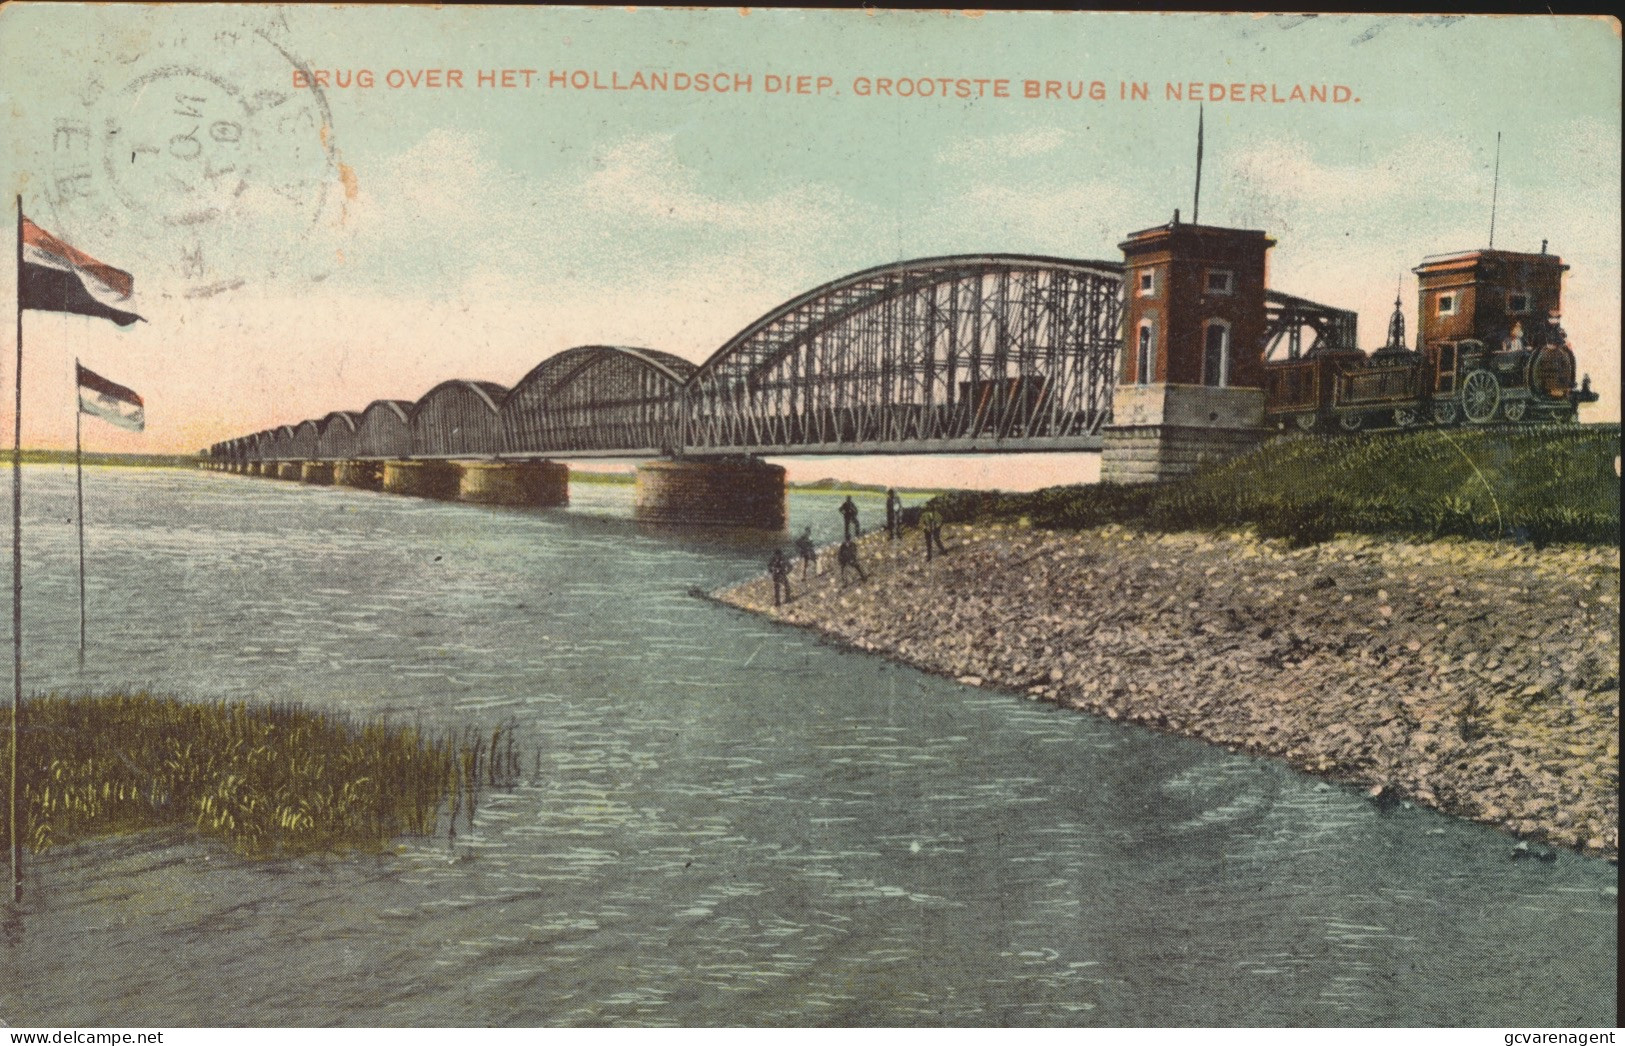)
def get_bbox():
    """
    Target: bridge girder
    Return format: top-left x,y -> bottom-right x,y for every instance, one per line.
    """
354,400 -> 414,460
412,380 -> 508,458
316,411 -> 360,460
502,345 -> 694,457
231,255 -> 1136,463
289,419 -> 321,460
263,424 -> 297,461
682,254 -> 1125,454
1263,290 -> 1360,360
